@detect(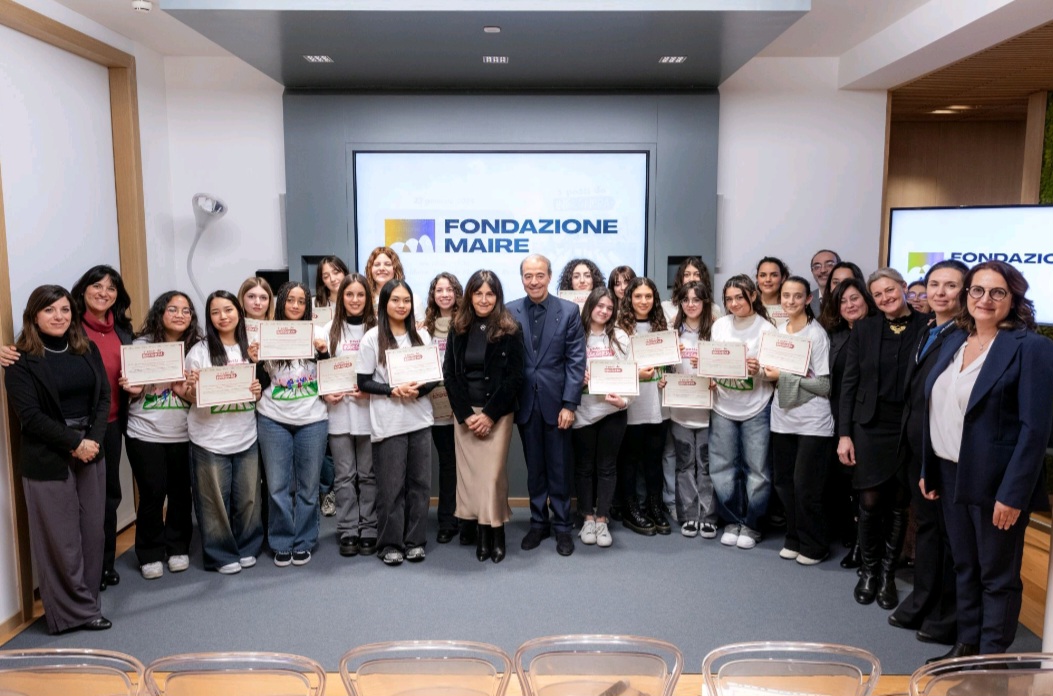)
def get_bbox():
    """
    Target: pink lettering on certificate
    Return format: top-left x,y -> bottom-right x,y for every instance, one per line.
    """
276,327 -> 298,336
141,349 -> 165,358
776,339 -> 795,349
645,337 -> 664,346
587,347 -> 614,359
